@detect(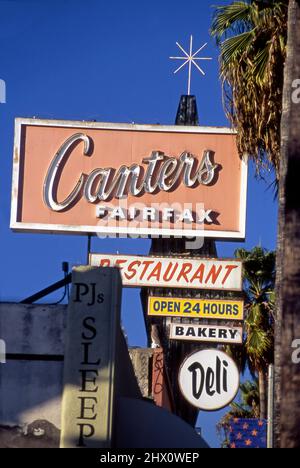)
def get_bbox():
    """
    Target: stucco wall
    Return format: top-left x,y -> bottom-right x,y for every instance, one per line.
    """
0,303 -> 141,448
